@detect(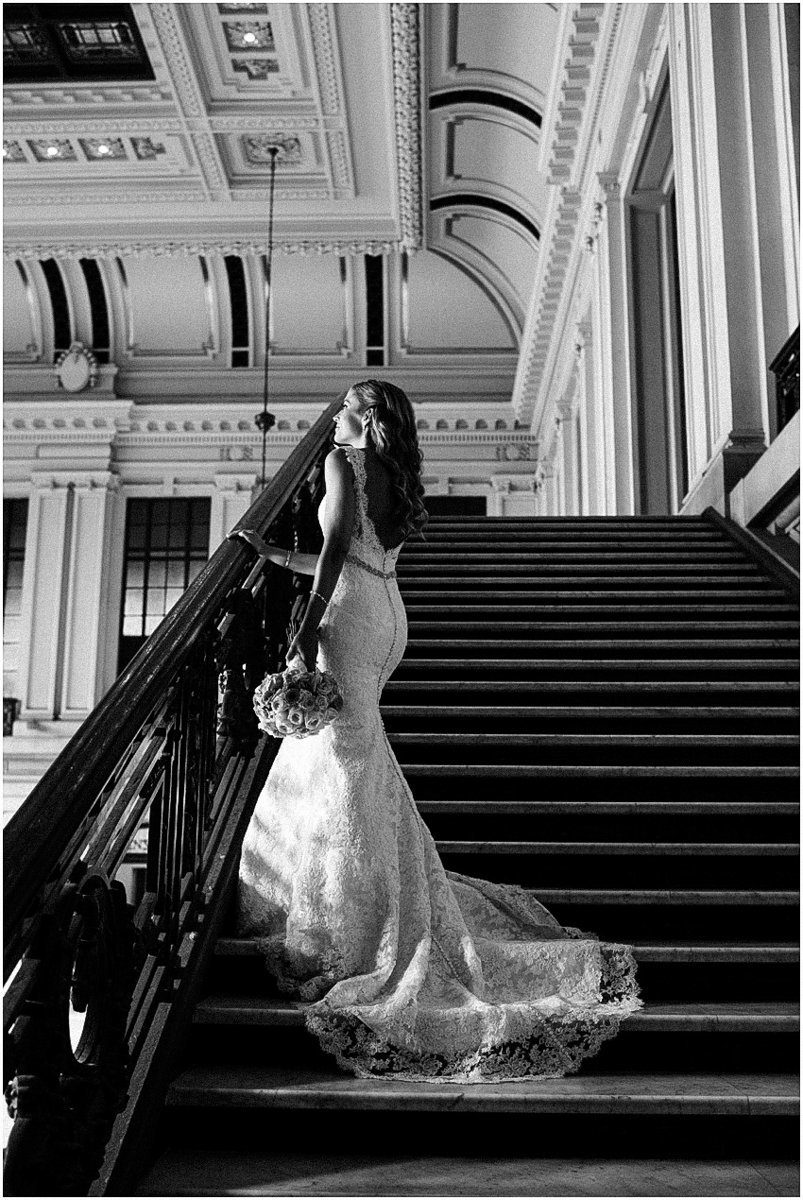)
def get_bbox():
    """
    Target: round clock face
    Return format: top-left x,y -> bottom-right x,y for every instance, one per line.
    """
59,349 -> 92,393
